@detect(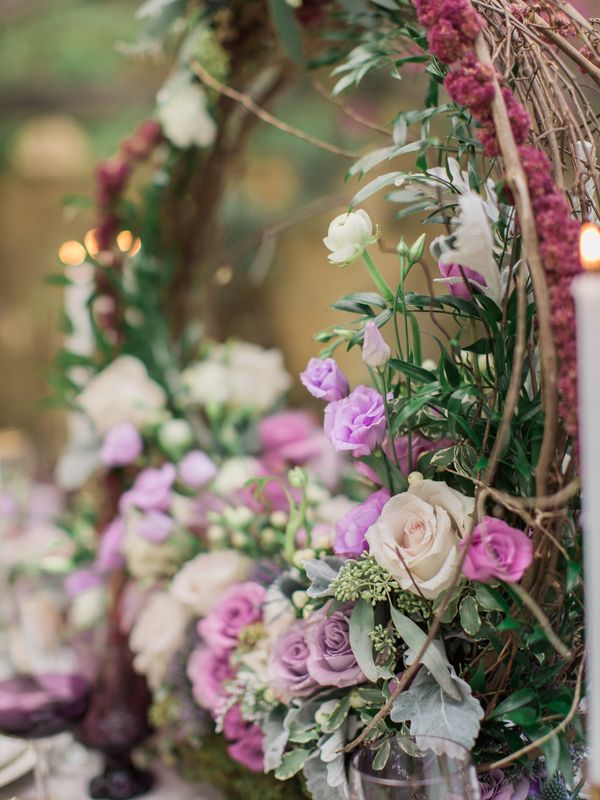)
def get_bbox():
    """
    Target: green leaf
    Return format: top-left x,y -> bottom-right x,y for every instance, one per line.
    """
267,0 -> 304,65
351,172 -> 404,207
350,600 -> 379,682
390,605 -> 460,700
274,748 -> 311,780
475,584 -> 508,612
459,595 -> 481,637
372,739 -> 391,771
488,689 -> 538,720
321,695 -> 351,733
388,359 -> 437,384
